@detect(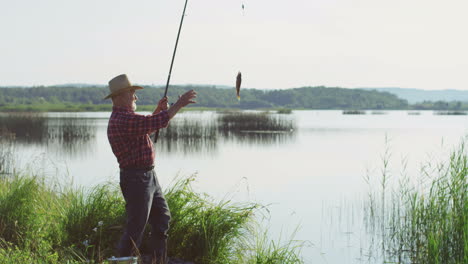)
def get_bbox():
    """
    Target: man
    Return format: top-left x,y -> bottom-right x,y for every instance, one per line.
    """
105,74 -> 196,263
